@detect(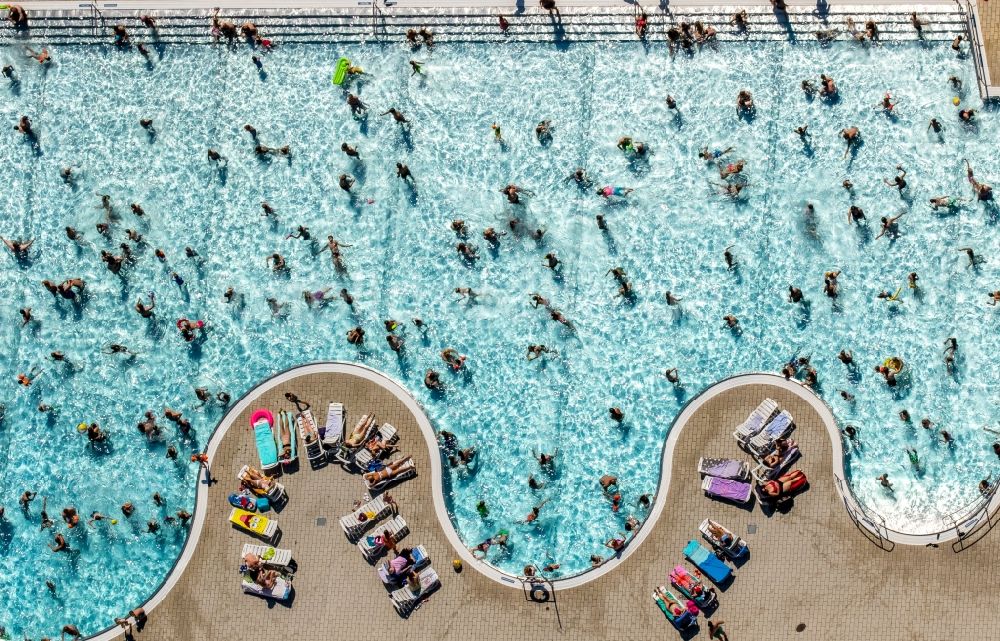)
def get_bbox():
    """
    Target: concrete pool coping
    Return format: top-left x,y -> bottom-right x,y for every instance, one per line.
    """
12,0 -> 972,9
82,364 -> 1000,641
11,0 -> 992,97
